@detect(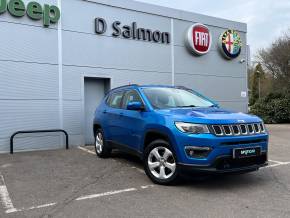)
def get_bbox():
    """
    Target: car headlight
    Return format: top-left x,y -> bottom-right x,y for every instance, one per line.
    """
175,122 -> 210,134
